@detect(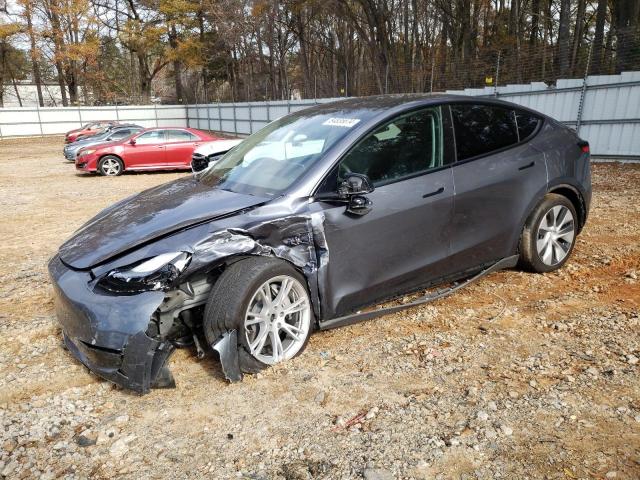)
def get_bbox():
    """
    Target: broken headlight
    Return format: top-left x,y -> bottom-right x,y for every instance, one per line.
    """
98,252 -> 191,293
